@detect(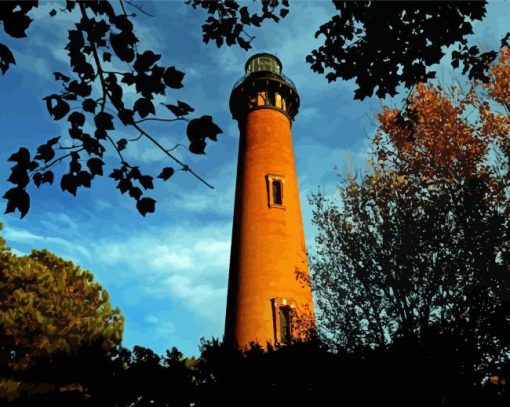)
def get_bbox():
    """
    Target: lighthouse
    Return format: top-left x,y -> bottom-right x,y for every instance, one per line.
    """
225,53 -> 315,349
